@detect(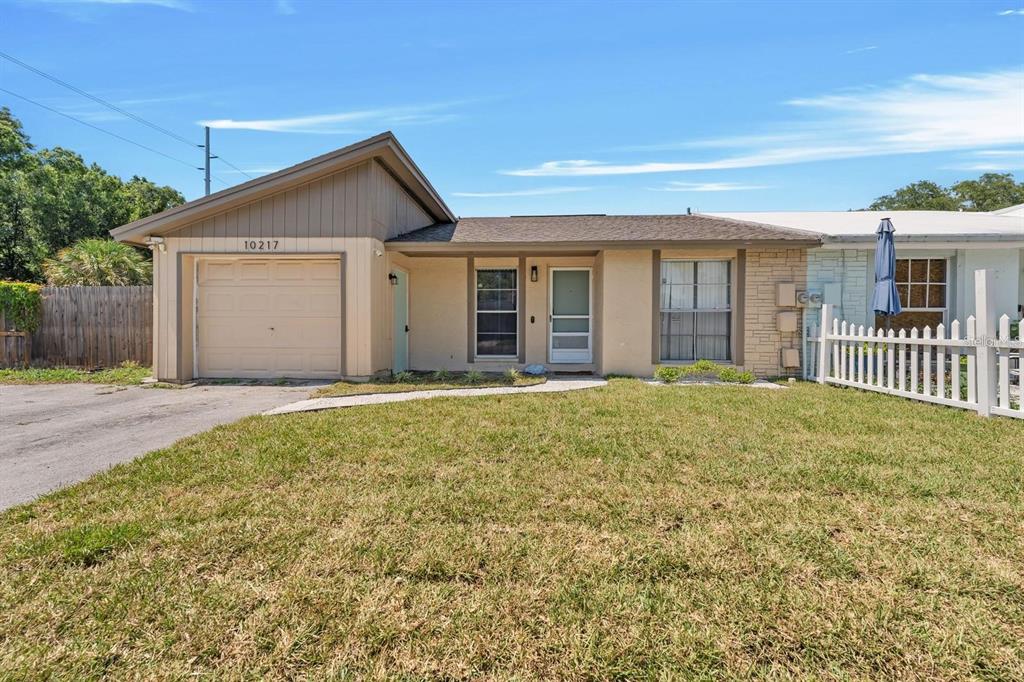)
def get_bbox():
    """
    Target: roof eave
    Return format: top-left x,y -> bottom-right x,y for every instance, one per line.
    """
387,238 -> 822,253
822,233 -> 1024,244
